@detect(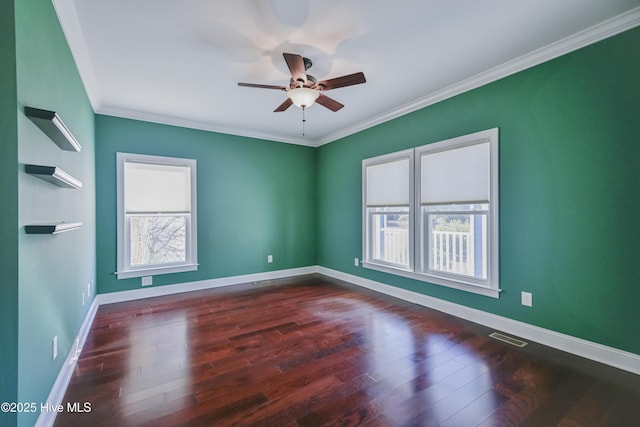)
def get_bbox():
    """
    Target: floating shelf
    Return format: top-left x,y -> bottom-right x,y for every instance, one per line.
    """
25,222 -> 82,235
25,164 -> 82,189
25,107 -> 82,152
